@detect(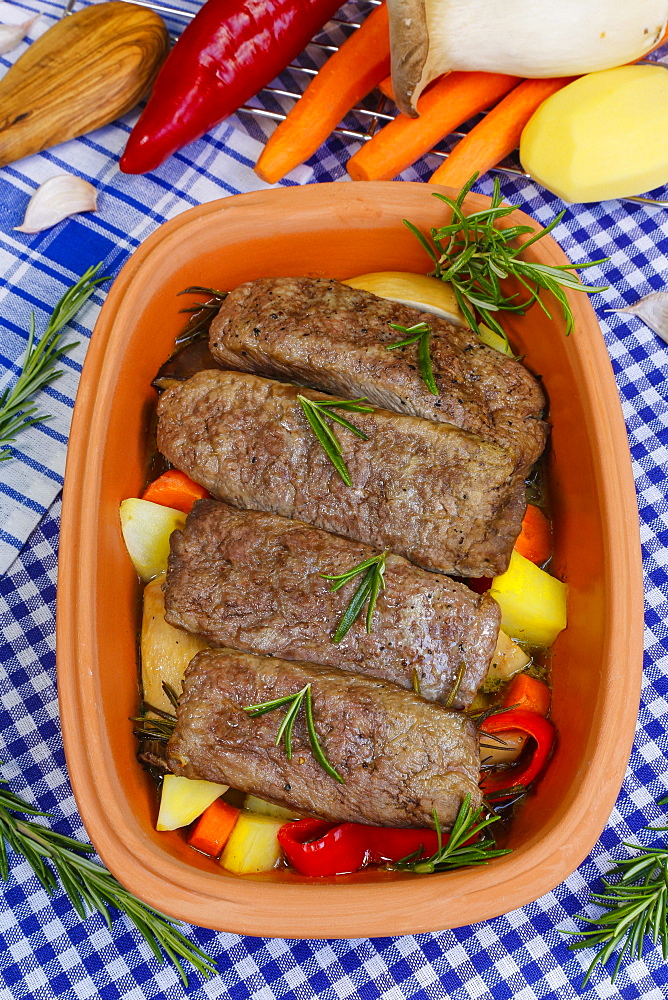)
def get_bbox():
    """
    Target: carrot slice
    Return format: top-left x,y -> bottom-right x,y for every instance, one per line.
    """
188,798 -> 240,858
141,469 -> 210,514
514,504 -> 552,565
255,3 -> 391,184
501,673 -> 551,718
428,77 -> 573,188
346,72 -> 521,182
